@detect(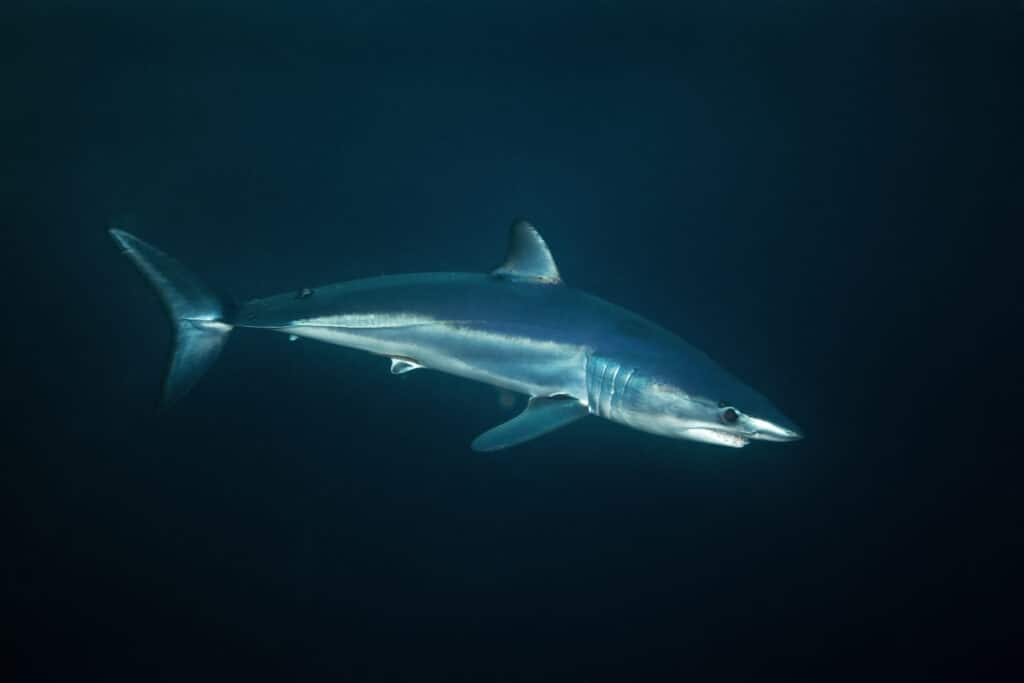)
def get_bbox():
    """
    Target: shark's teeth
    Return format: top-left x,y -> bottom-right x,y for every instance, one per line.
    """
682,428 -> 750,448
